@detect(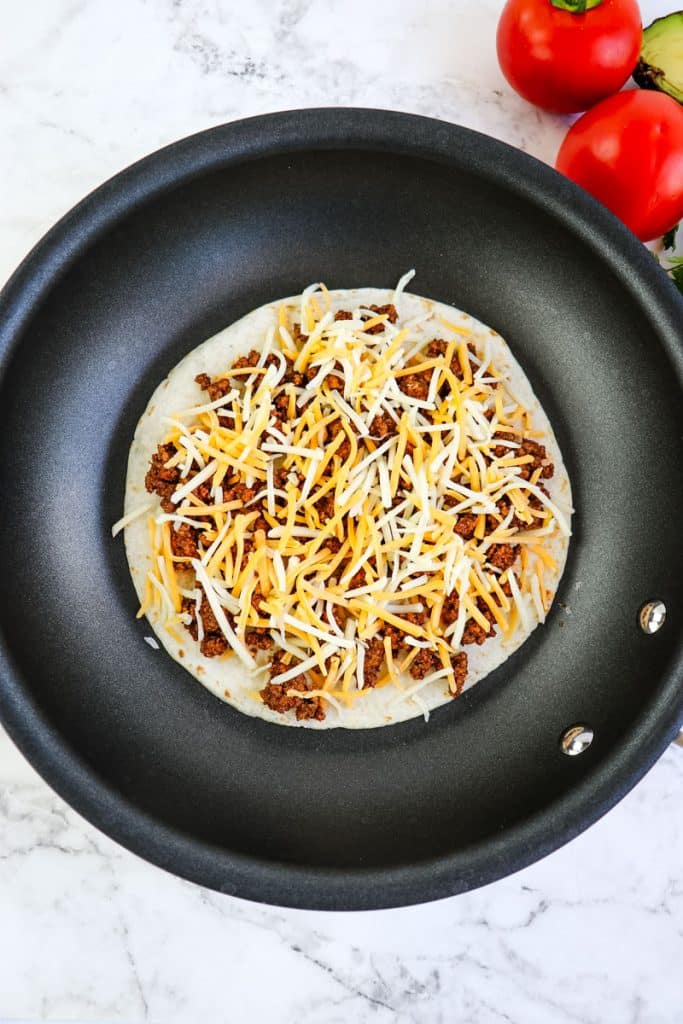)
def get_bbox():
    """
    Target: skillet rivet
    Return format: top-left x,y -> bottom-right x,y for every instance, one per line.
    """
560,725 -> 594,756
639,601 -> 666,635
